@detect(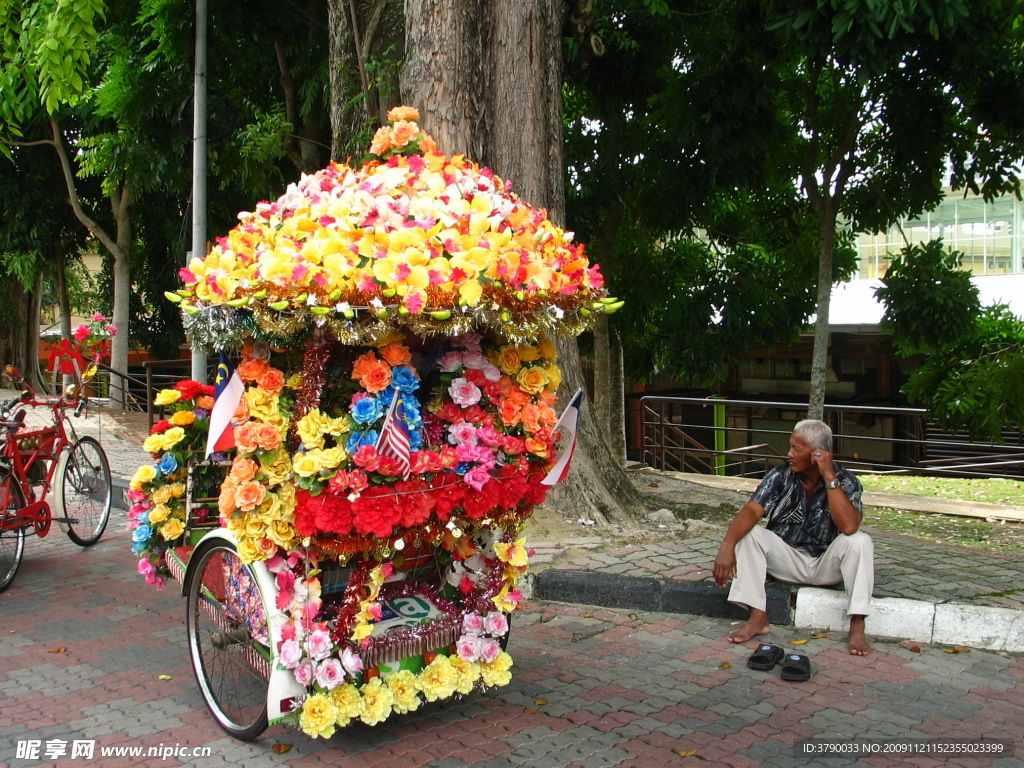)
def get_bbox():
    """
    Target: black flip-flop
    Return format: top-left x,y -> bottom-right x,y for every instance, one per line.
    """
746,643 -> 785,671
780,653 -> 812,682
